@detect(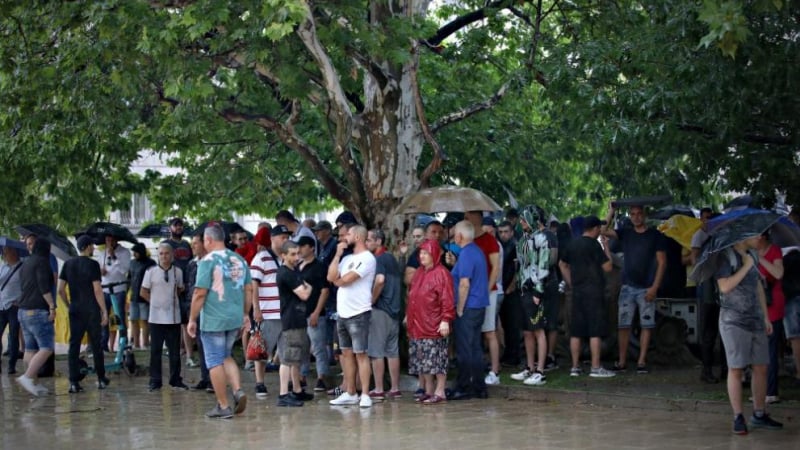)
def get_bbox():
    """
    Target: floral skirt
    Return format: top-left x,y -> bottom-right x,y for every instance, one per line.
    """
409,338 -> 449,375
